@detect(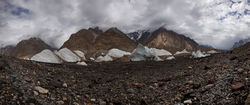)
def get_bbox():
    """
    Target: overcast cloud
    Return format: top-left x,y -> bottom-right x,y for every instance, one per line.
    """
0,0 -> 250,49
